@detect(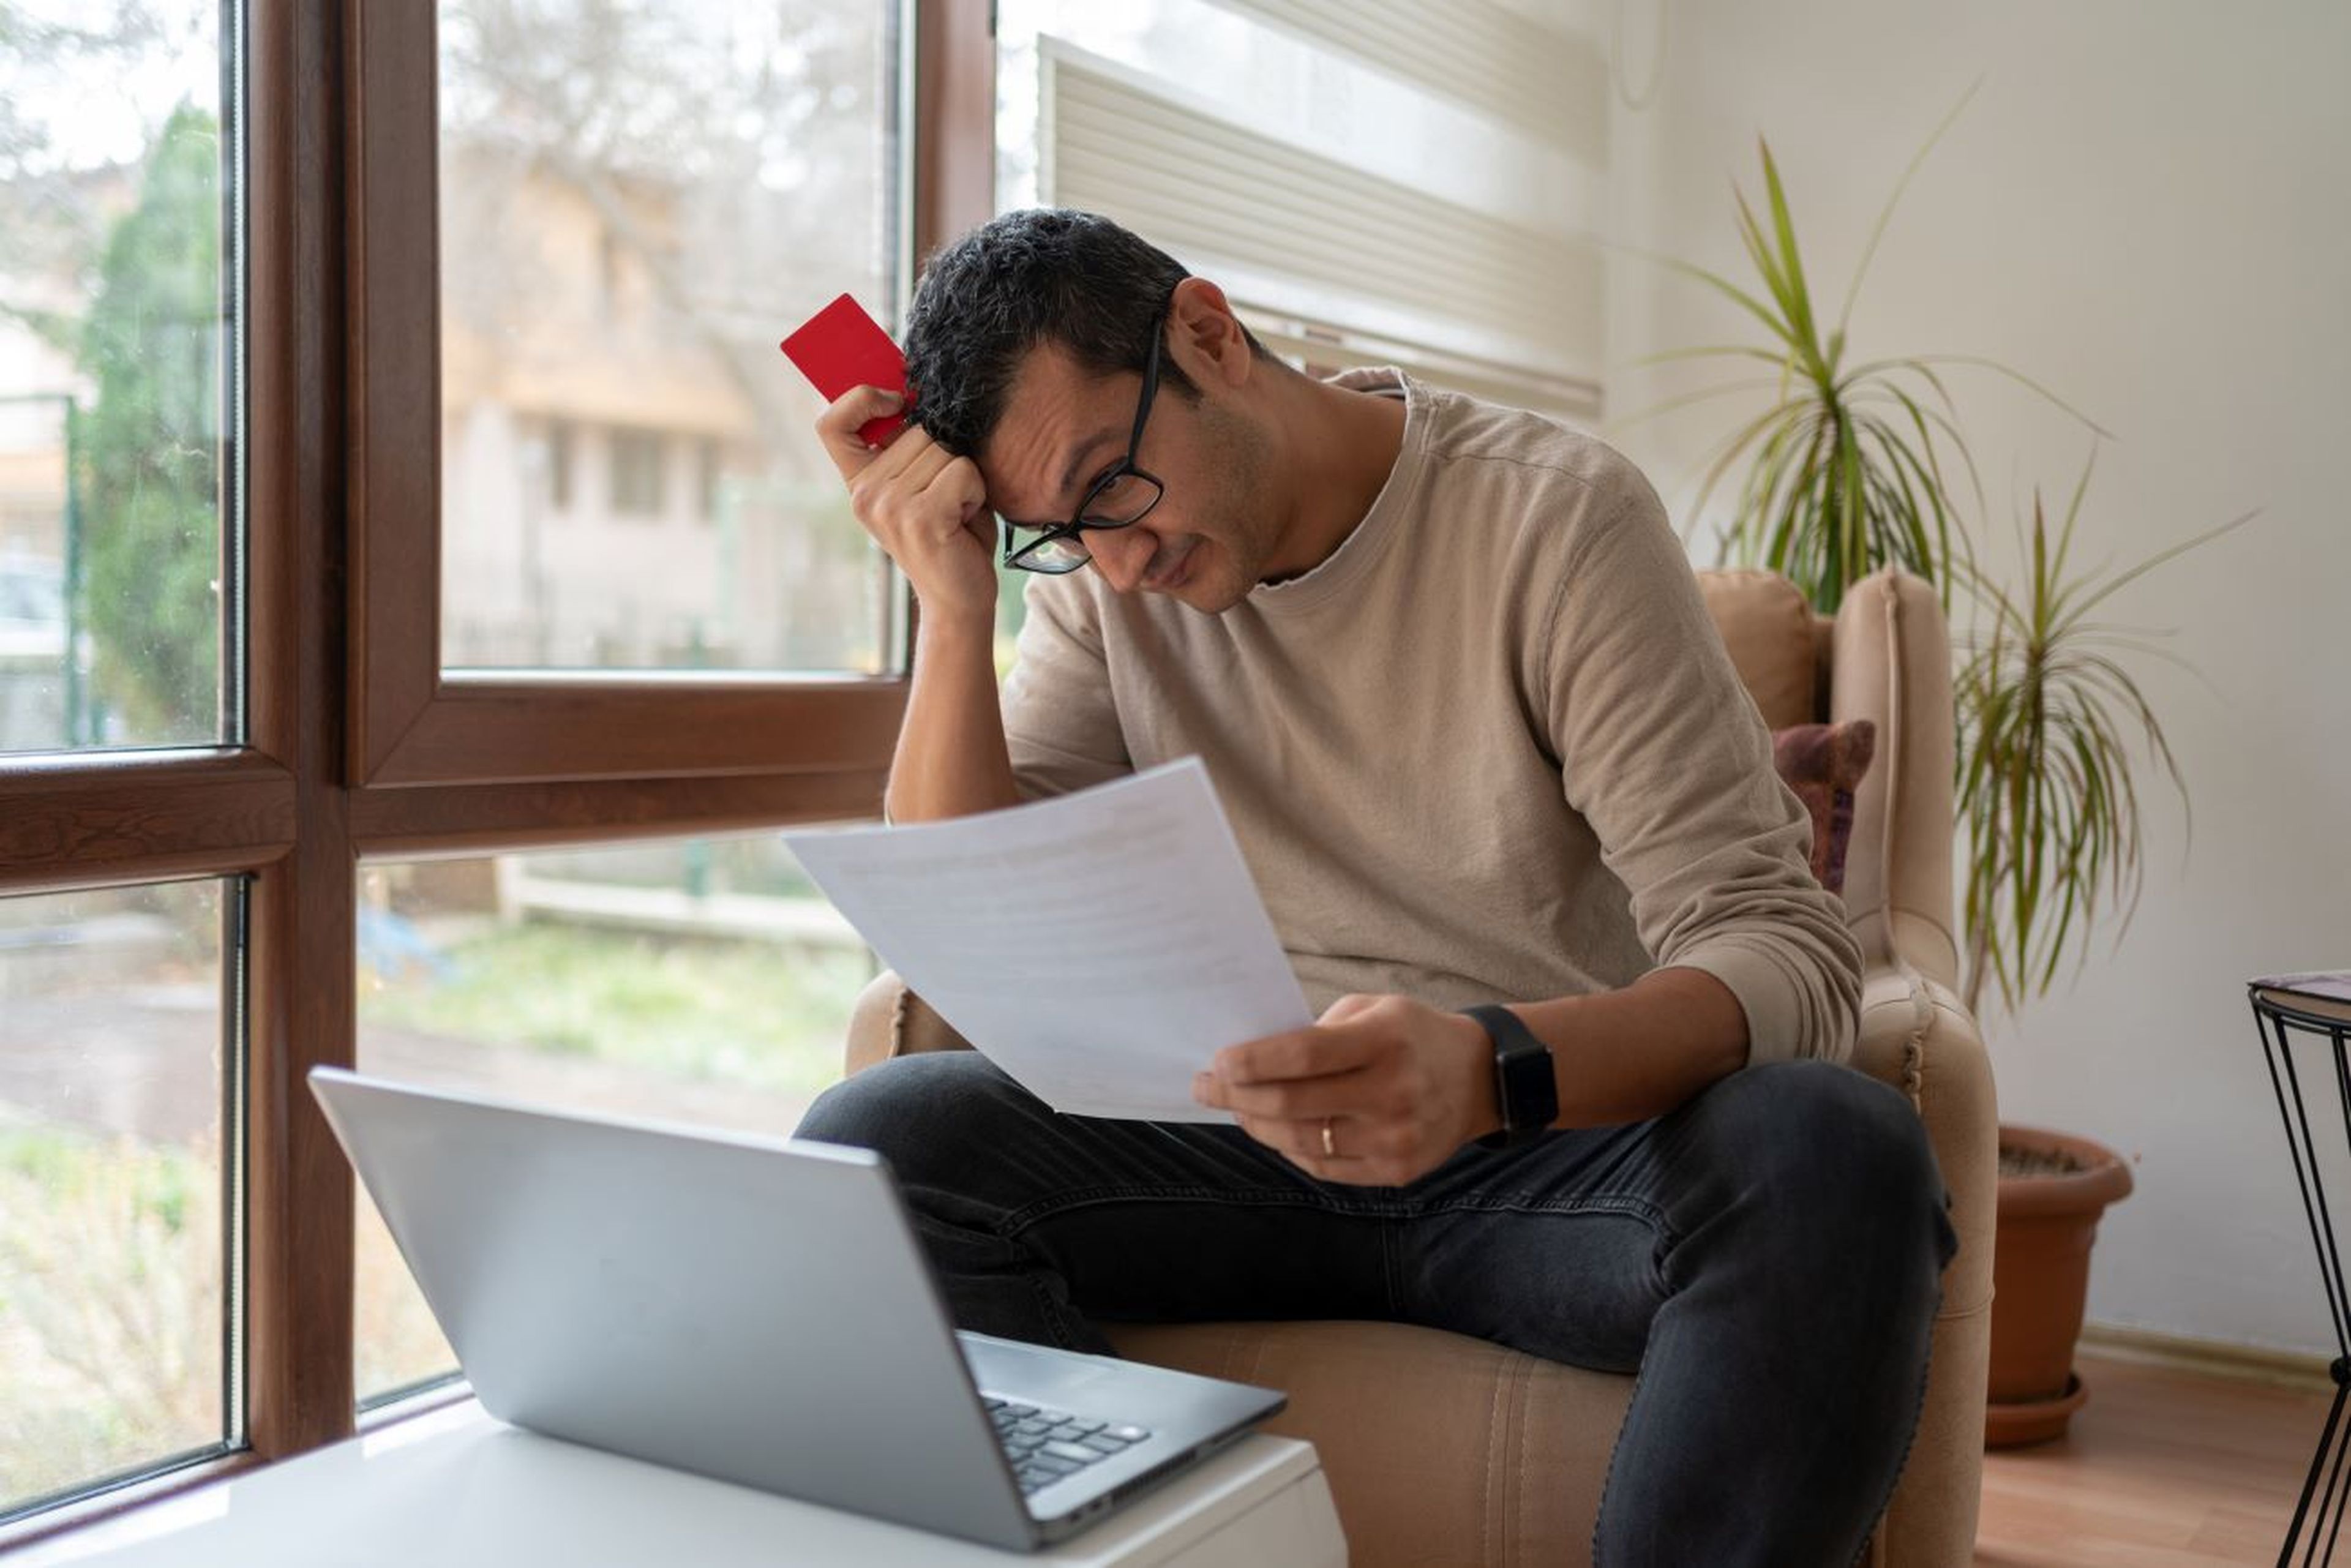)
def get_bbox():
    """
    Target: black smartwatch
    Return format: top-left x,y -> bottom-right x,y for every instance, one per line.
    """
1463,1003 -> 1558,1150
